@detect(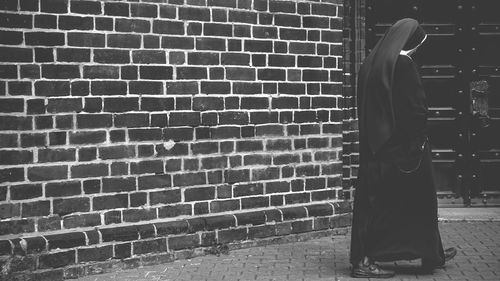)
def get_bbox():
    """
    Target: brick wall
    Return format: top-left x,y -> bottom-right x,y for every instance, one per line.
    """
0,0 -> 350,279
341,0 -> 360,200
